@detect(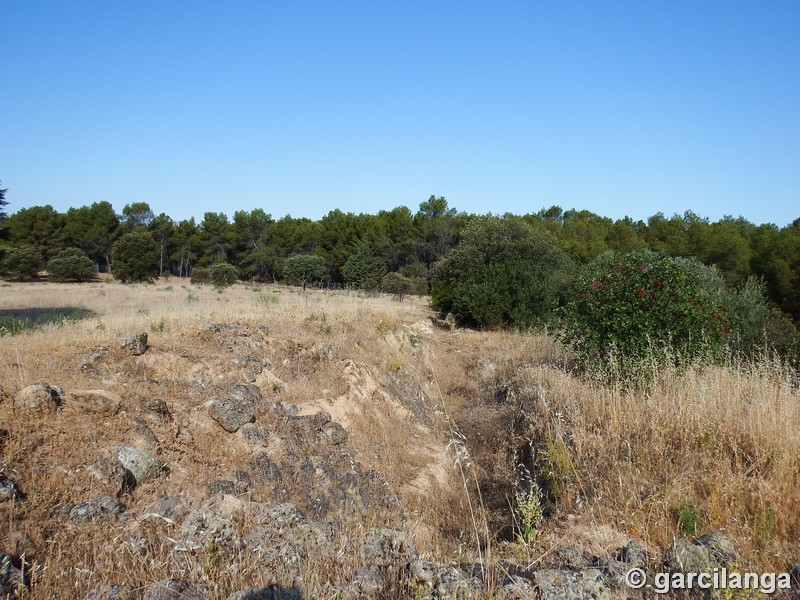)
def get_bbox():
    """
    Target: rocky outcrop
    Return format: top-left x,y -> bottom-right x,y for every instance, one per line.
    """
13,383 -> 61,411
